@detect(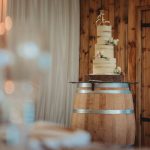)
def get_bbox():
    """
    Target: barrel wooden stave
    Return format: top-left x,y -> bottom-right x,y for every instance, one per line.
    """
72,83 -> 135,145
